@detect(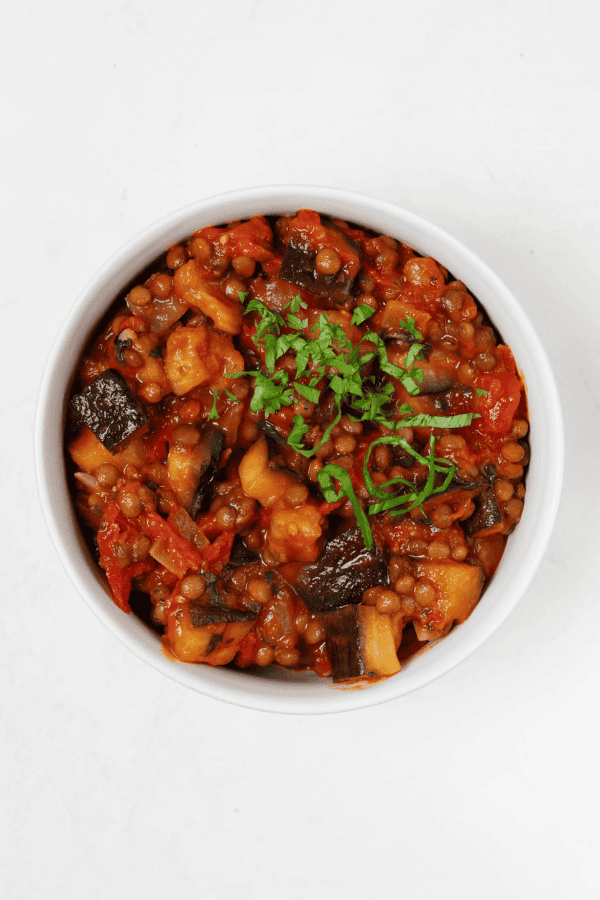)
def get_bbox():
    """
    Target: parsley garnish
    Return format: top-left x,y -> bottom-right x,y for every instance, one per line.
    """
219,290 -> 482,546
350,304 -> 376,326
363,435 -> 456,517
317,464 -> 373,550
